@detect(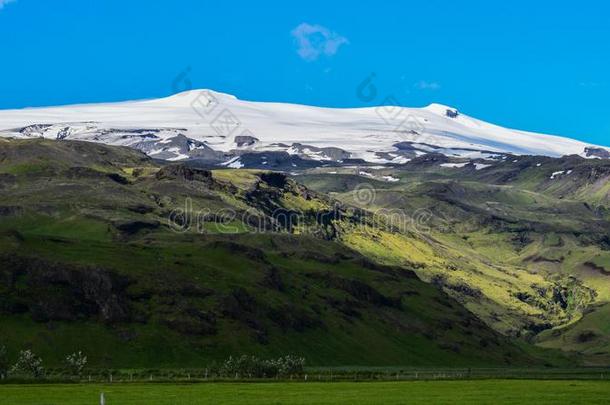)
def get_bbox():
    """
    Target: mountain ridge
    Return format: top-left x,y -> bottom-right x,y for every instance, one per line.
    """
0,90 -> 608,166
